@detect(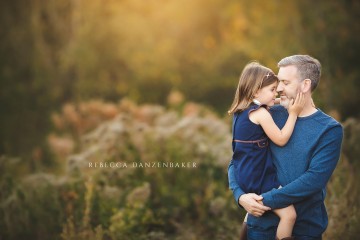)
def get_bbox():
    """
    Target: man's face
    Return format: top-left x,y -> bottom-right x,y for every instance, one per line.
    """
277,65 -> 302,108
